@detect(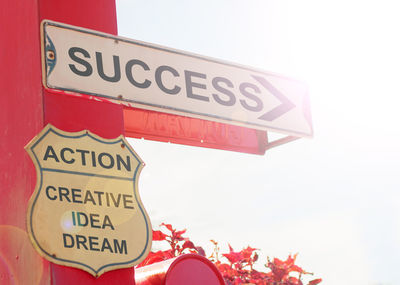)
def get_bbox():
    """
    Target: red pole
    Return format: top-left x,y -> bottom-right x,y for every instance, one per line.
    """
0,0 -> 48,284
0,0 -> 135,284
38,0 -> 135,284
